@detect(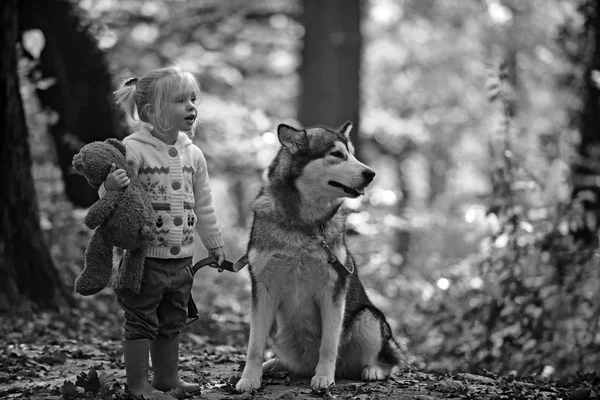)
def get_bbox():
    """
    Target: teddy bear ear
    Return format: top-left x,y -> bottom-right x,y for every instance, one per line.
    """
106,138 -> 126,156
